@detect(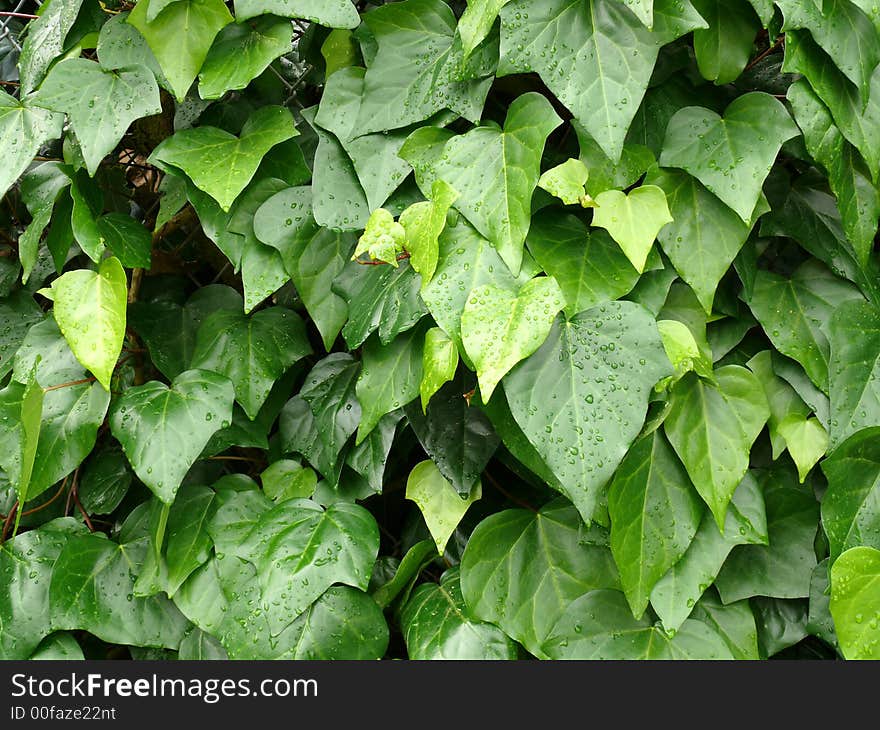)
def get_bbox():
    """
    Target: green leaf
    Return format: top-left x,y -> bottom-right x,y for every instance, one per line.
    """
261,459 -> 317,502
419,328 -> 459,413
821,427 -> 880,561
97,13 -> 167,85
162,486 -> 216,596
776,415 -> 828,483
659,92 -> 799,222
663,367 -> 769,528
0,291 -> 43,381
401,567 -> 517,659
109,369 -> 235,503
460,499 -> 620,657
50,532 -> 189,649
399,179 -> 458,289
461,276 -> 565,401
504,302 -> 672,525
688,591 -> 760,660
498,0 -> 707,161
434,93 -> 562,275
647,166 -> 756,314
322,29 -> 357,77
575,123 -> 656,196
0,91 -> 63,201
458,0 -> 515,57
45,257 -> 127,391
234,0 -> 360,27
406,460 -> 481,554
78,447 -> 132,515
128,0 -> 233,101
35,59 -> 161,176
355,0 -> 493,135
149,105 -> 297,211
658,319 -> 713,381
353,208 -> 407,266
650,473 -> 768,632
190,306 -> 311,419
692,0 -> 761,85
537,158 -> 591,206
828,300 -> 880,449
746,260 -> 863,391
29,633 -> 85,661
591,185 -> 672,272
526,212 -> 641,318
17,0 -> 85,94
95,214 -> 152,269
356,326 -> 425,443
830,546 -> 880,659
715,473 -> 819,601
608,430 -> 703,619
198,16 -> 292,99
544,589 -> 734,659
